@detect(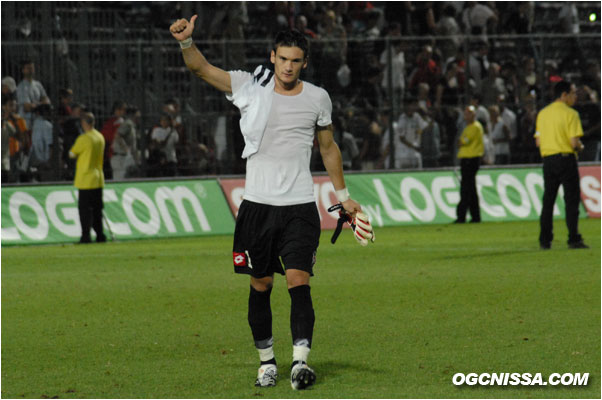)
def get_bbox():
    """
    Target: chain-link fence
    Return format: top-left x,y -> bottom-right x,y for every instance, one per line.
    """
2,3 -> 600,184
